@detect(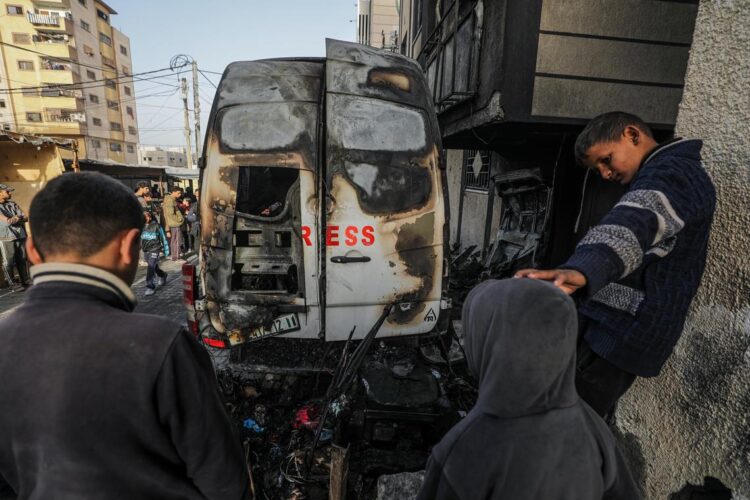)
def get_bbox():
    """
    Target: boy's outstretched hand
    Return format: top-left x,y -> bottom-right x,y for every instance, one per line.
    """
514,268 -> 587,295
